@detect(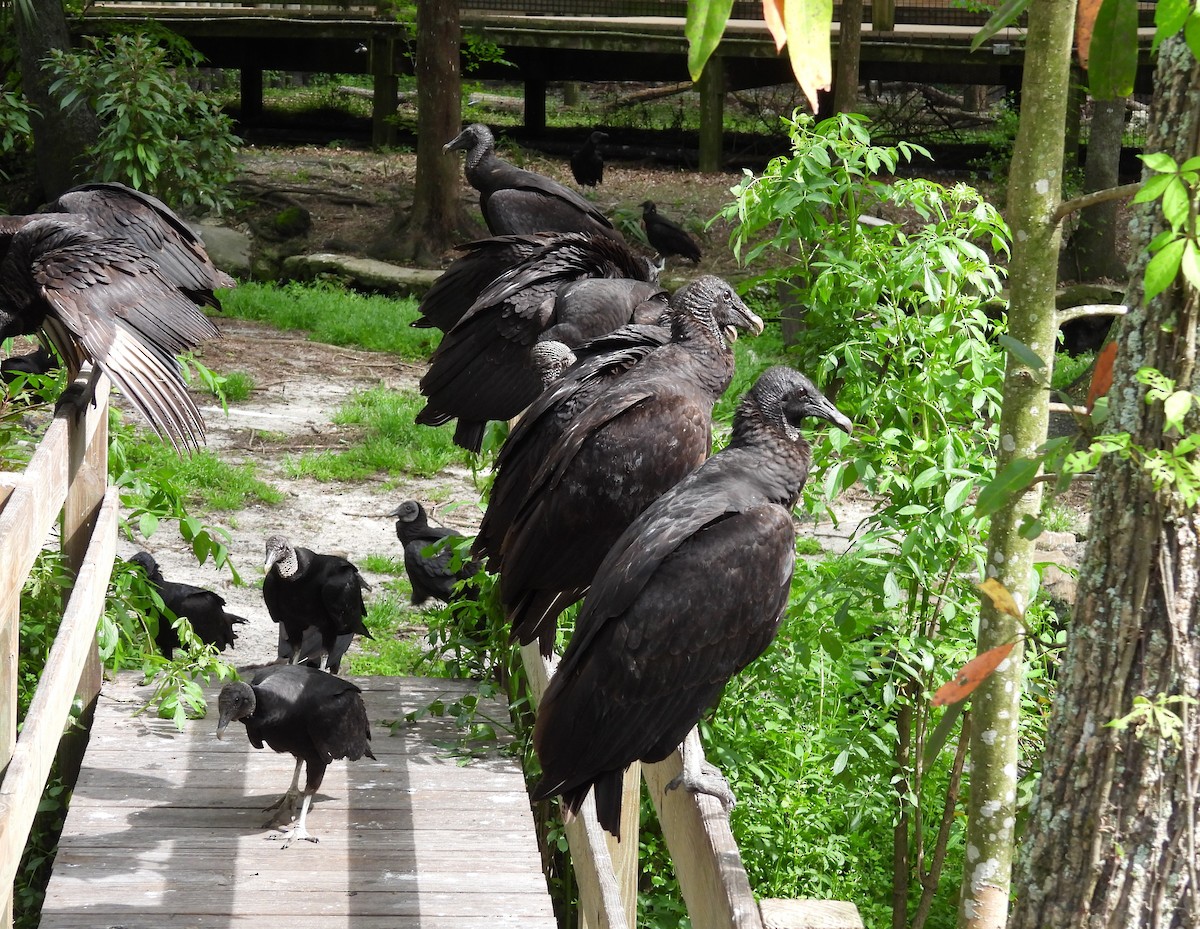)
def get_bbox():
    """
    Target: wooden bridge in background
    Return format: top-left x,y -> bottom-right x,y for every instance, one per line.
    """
75,0 -> 1158,165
